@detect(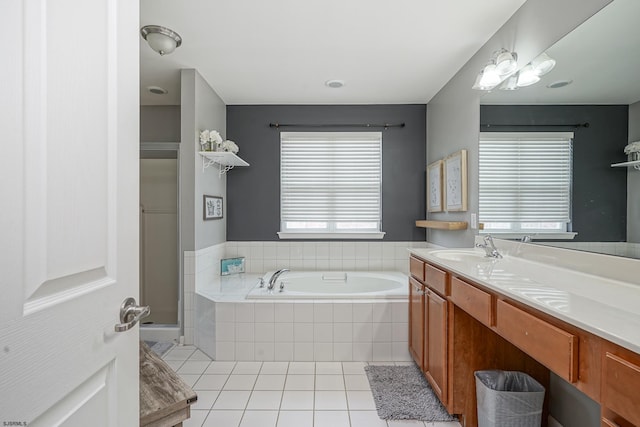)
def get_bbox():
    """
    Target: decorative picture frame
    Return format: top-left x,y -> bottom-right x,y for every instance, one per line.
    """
427,160 -> 443,212
444,149 -> 468,212
203,195 -> 223,220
